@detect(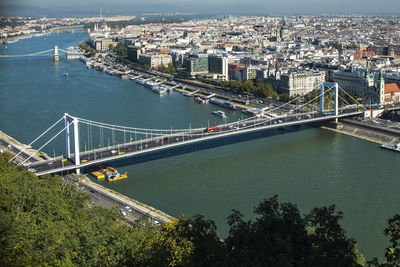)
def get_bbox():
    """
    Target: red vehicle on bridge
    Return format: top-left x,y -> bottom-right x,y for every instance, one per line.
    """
205,126 -> 220,133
